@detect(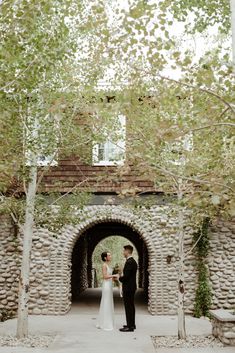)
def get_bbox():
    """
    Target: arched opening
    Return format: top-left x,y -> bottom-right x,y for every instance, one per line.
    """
48,206 -> 158,315
71,221 -> 149,311
92,236 -> 138,289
